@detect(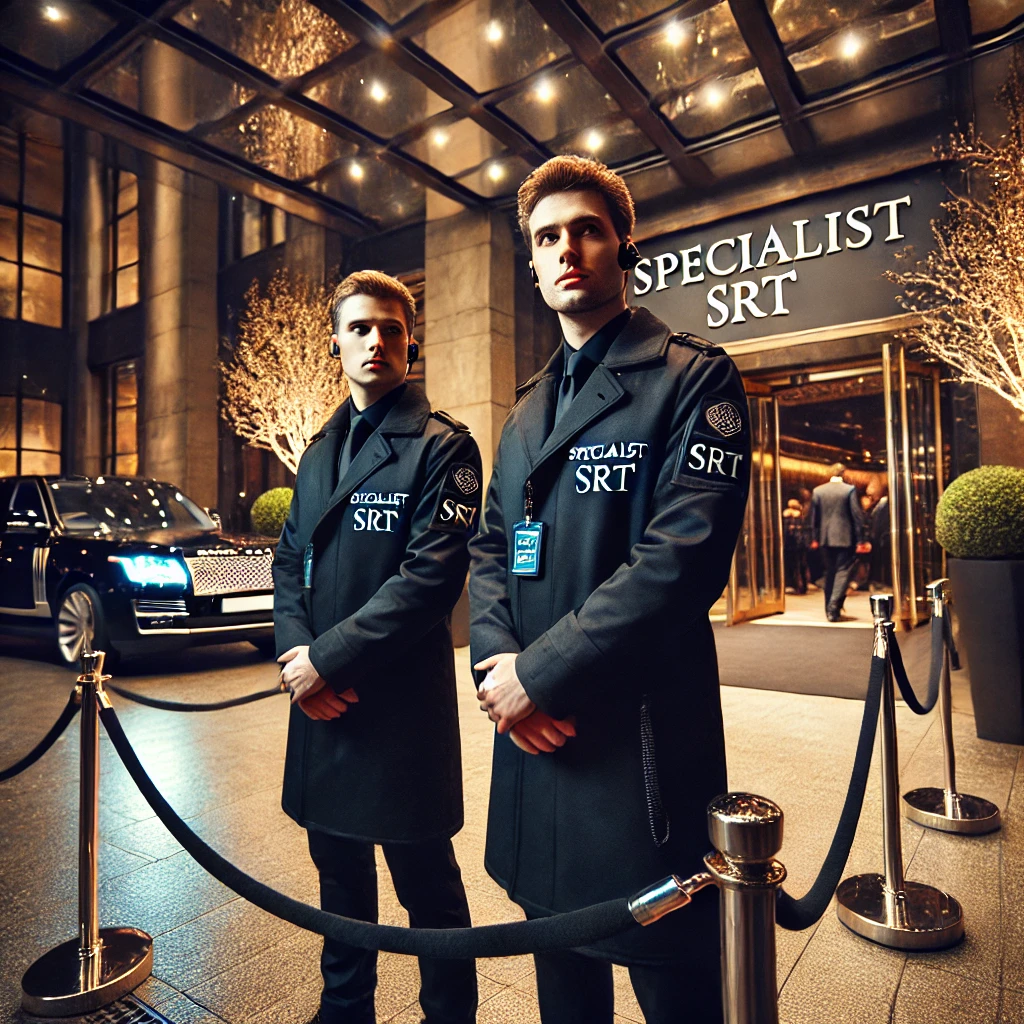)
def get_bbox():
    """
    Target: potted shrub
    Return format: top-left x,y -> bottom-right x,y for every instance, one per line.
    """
250,487 -> 294,539
936,465 -> 1024,744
